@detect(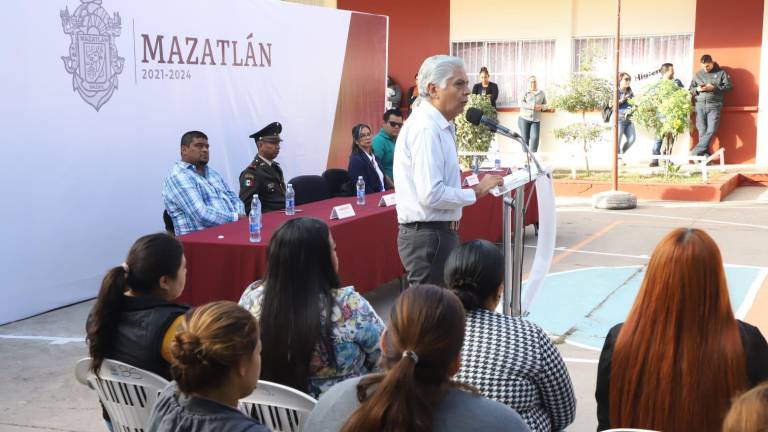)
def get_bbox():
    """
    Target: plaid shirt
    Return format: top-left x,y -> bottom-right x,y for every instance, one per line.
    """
163,161 -> 245,235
